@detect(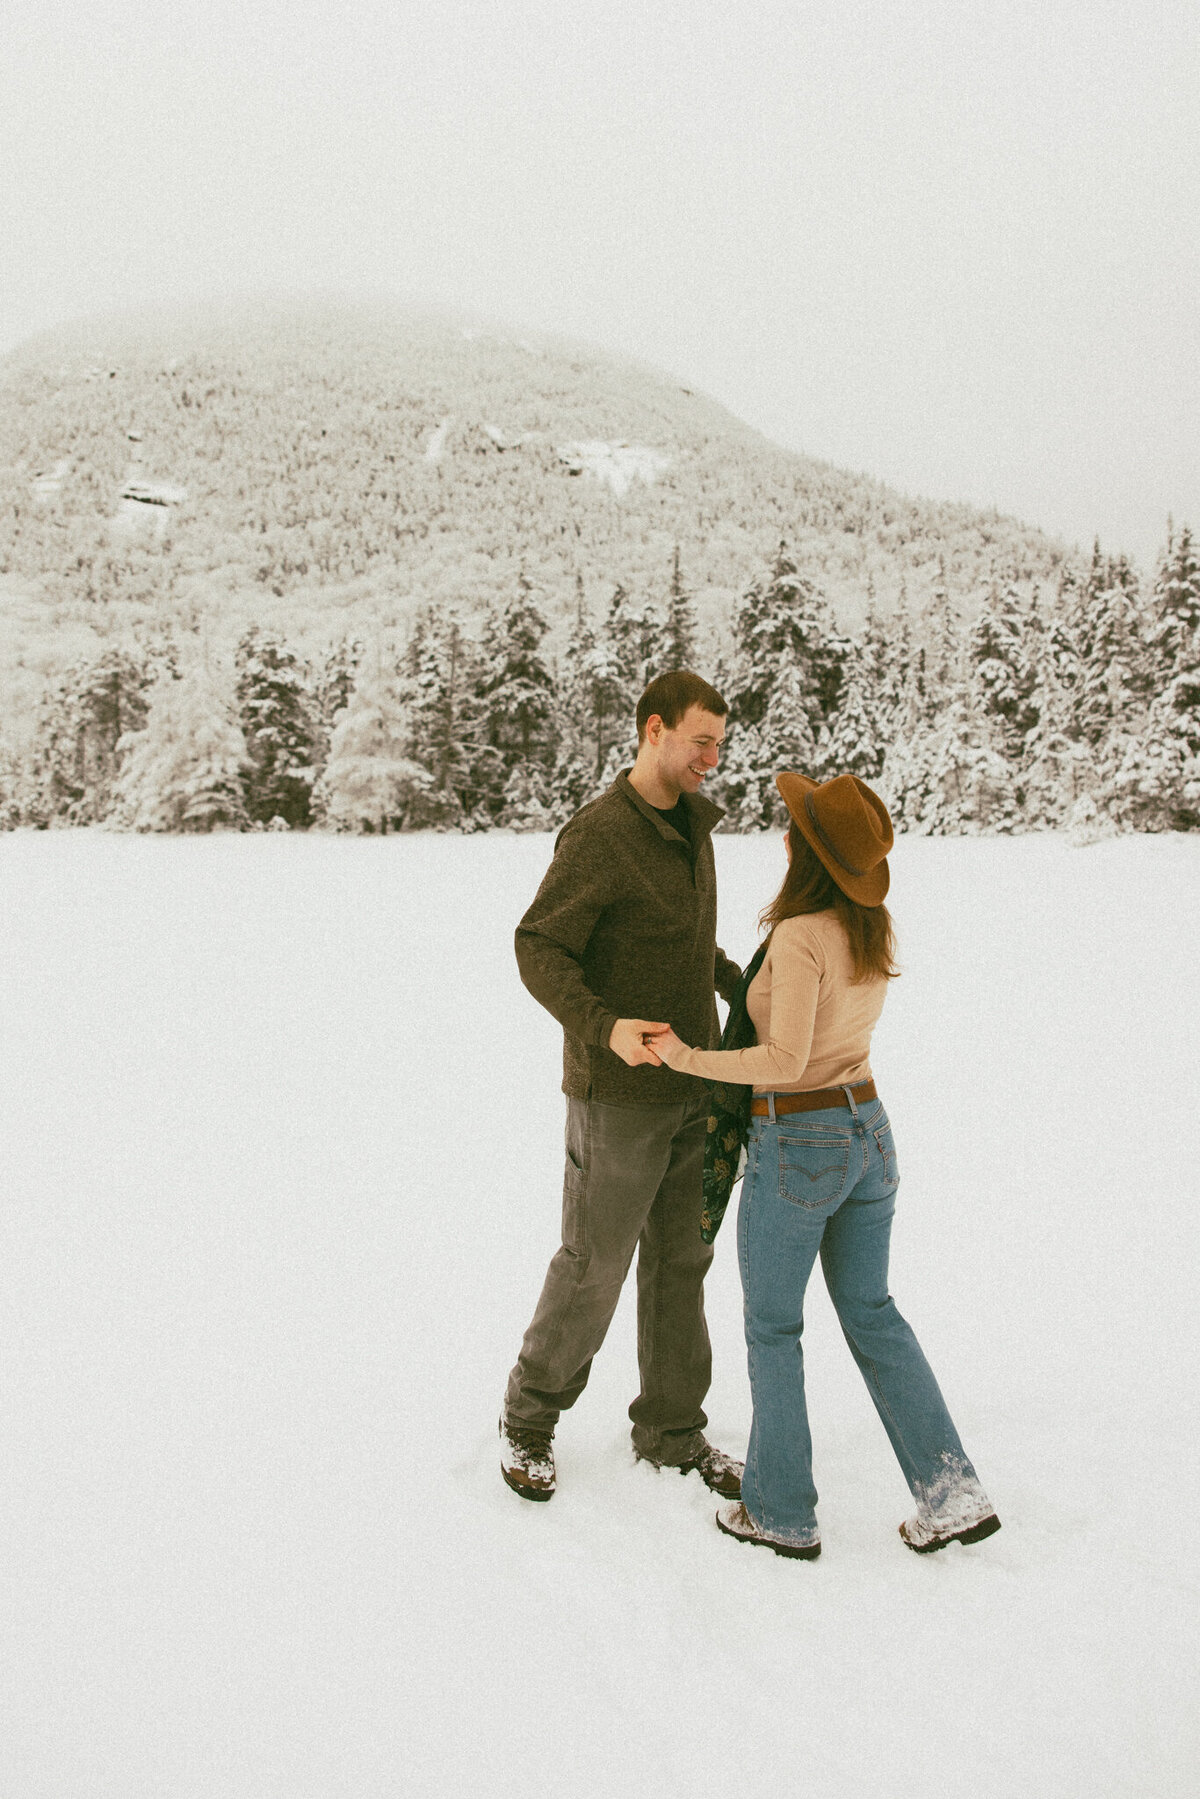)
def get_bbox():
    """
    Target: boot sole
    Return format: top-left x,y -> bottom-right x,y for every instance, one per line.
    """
716,1512 -> 821,1559
901,1512 -> 1001,1553
500,1464 -> 554,1502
